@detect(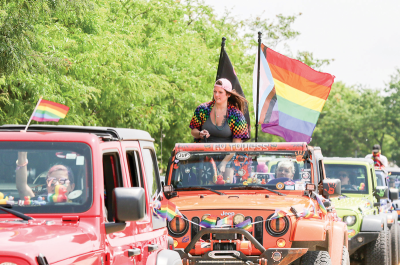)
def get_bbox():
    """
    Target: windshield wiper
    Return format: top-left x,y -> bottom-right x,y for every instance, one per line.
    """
230,185 -> 285,196
0,205 -> 33,221
175,186 -> 226,195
